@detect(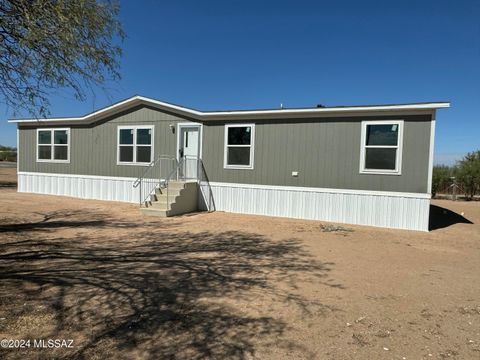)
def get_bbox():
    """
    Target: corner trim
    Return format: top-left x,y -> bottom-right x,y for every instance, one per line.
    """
16,128 -> 19,173
427,111 -> 436,194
